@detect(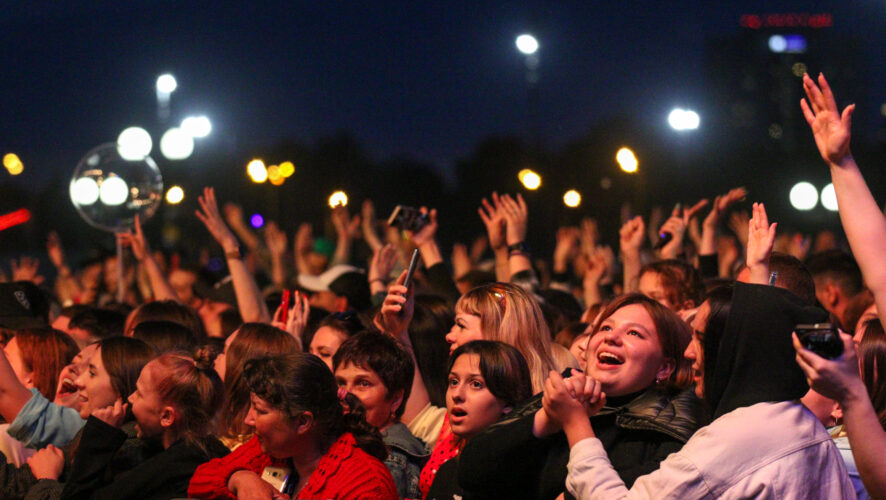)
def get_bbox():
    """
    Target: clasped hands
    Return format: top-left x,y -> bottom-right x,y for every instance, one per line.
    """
541,370 -> 606,432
